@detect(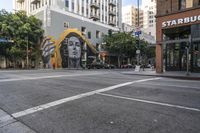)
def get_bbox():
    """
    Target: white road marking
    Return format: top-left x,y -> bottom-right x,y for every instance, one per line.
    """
138,83 -> 200,90
0,73 -> 106,82
0,77 -> 161,122
98,93 -> 200,112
